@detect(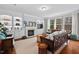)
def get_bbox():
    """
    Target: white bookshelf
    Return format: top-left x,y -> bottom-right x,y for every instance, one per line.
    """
65,17 -> 72,32
0,15 -> 12,31
56,18 -> 63,30
50,20 -> 54,30
13,17 -> 23,30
